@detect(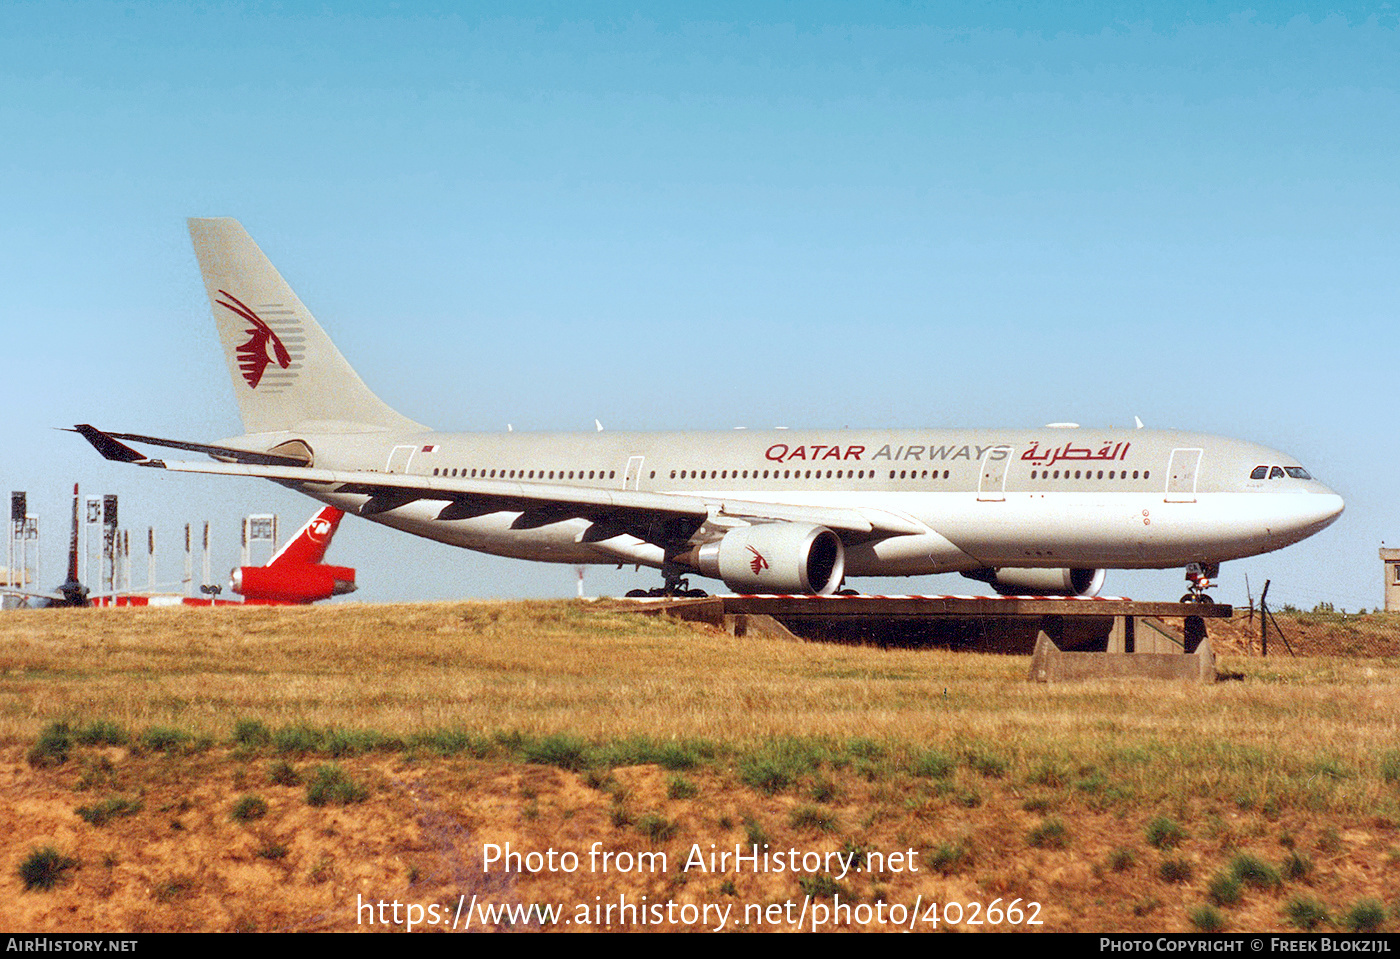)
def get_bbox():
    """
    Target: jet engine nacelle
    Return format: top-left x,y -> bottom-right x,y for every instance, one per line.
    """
964,566 -> 1106,598
692,523 -> 845,595
231,564 -> 357,605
